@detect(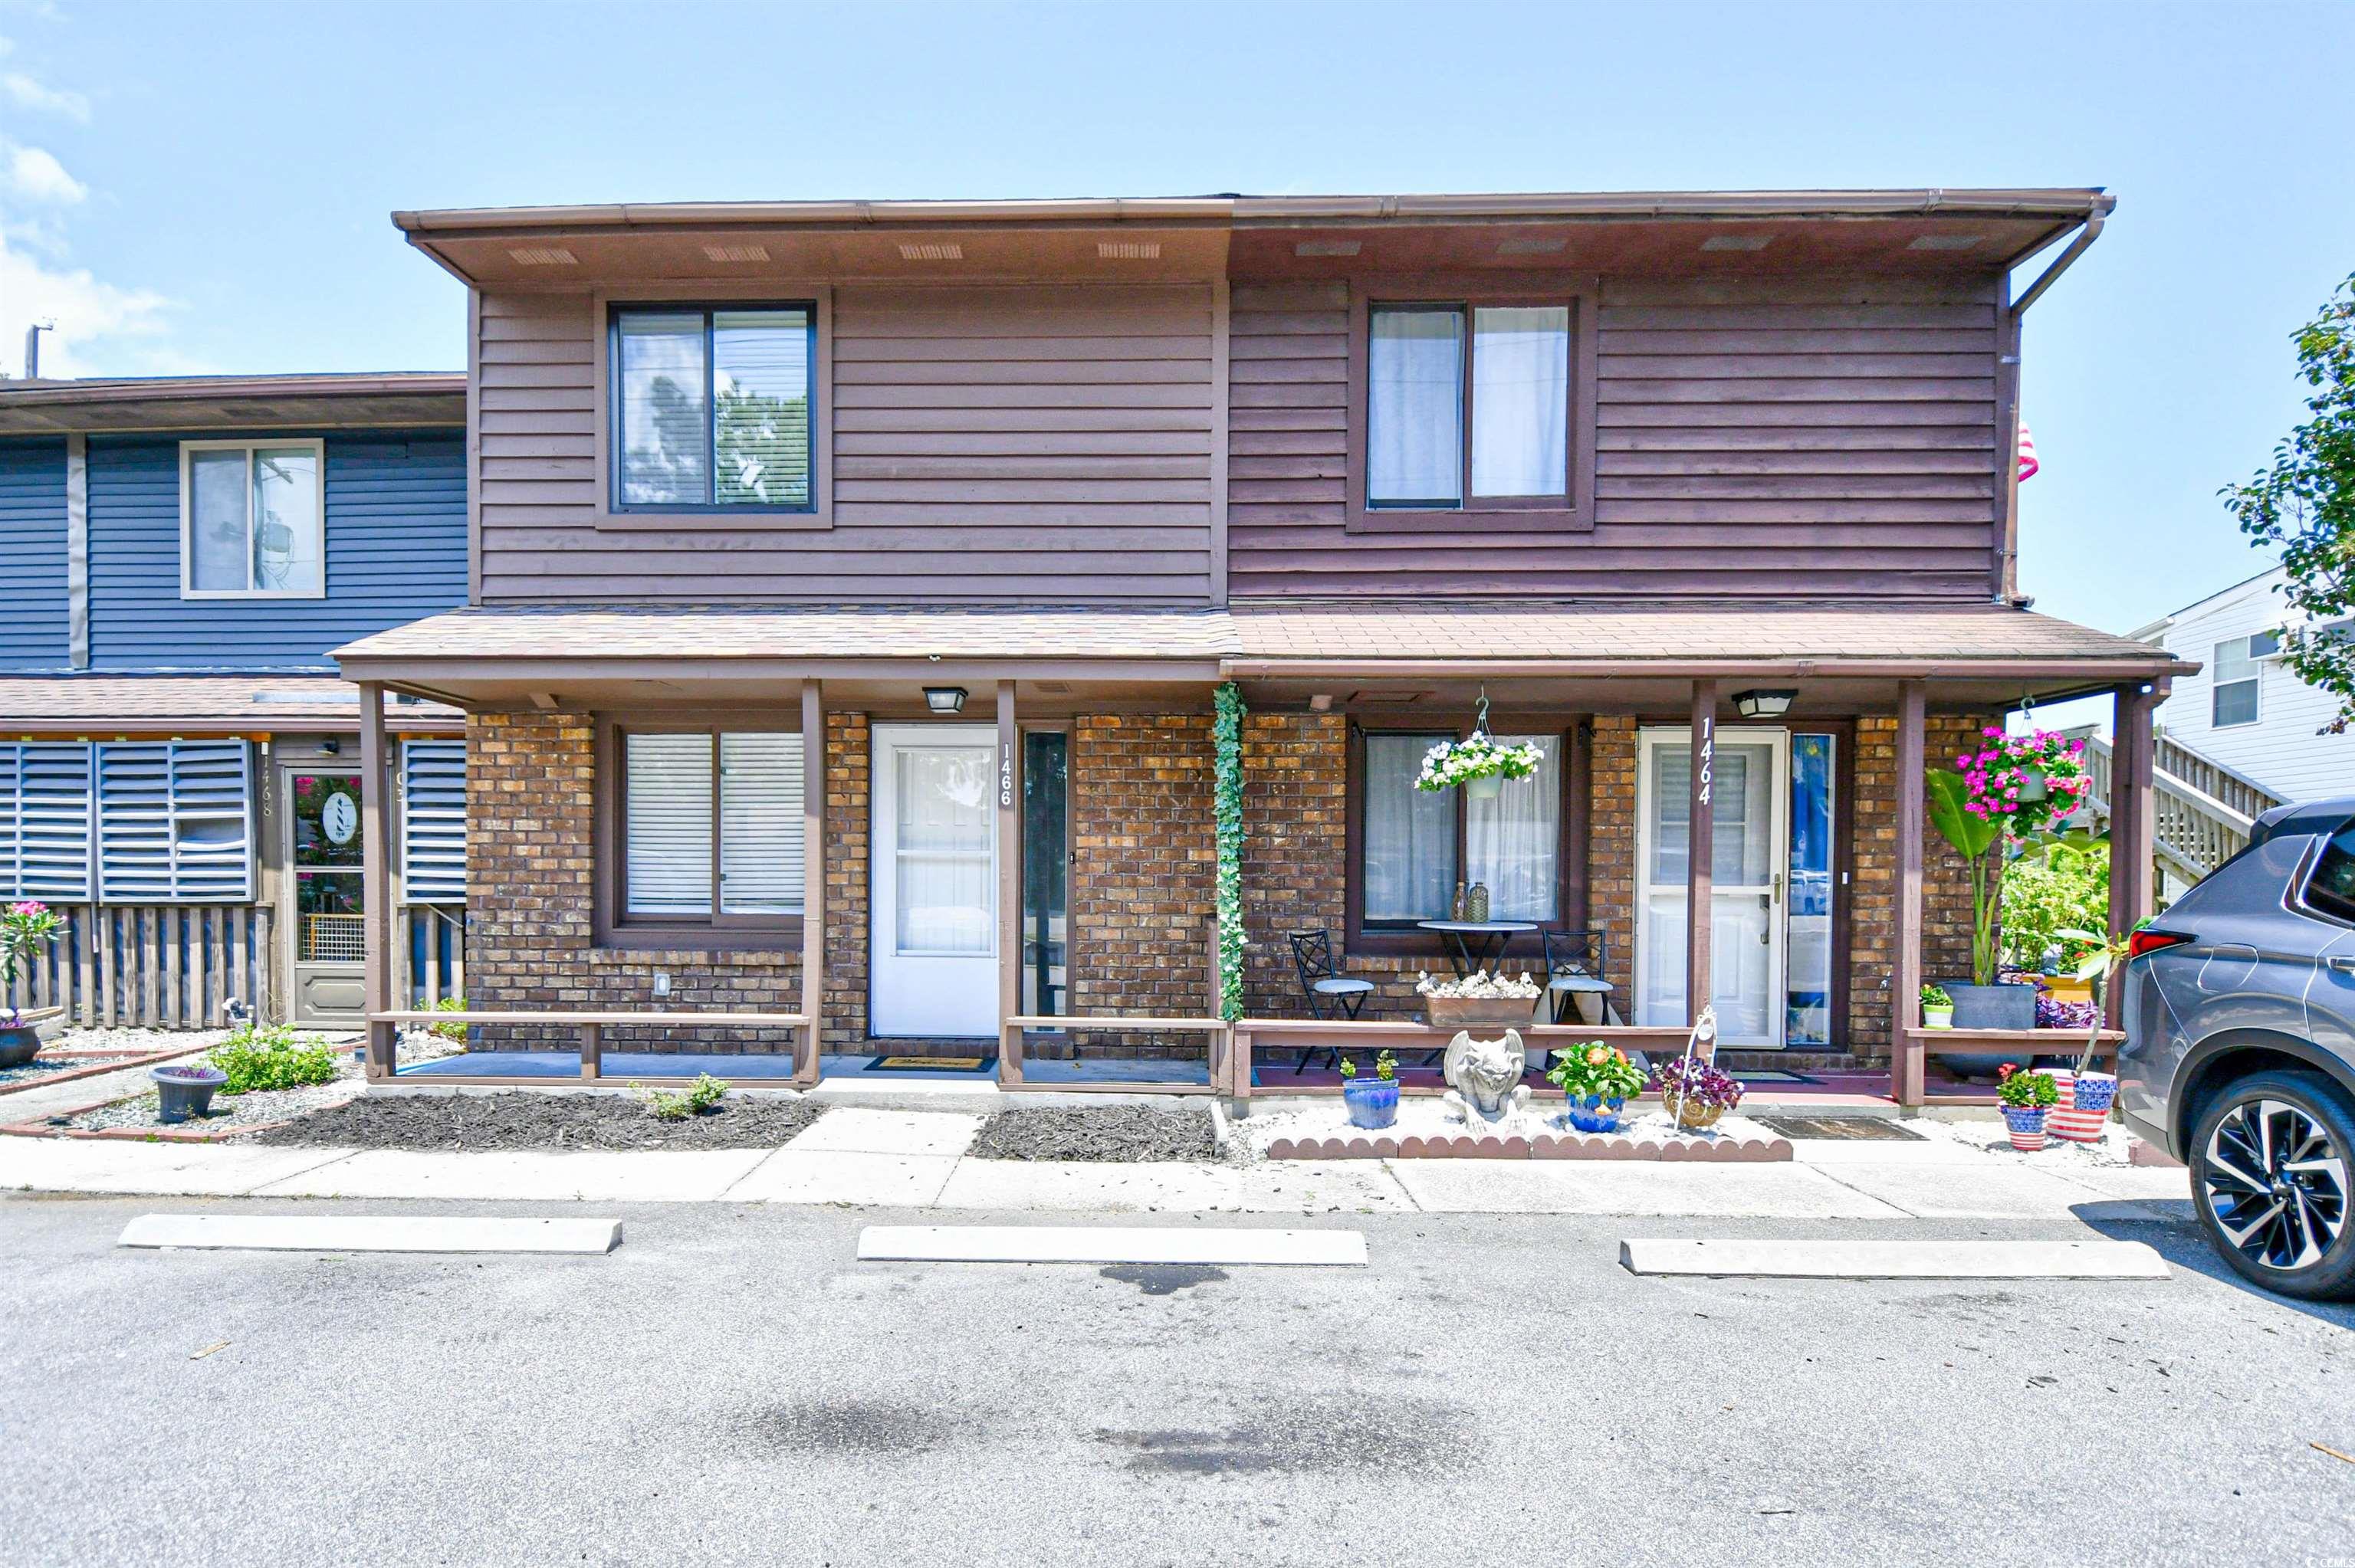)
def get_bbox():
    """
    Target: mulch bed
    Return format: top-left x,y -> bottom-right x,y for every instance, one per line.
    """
967,1105 -> 1216,1163
255,1091 -> 825,1152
